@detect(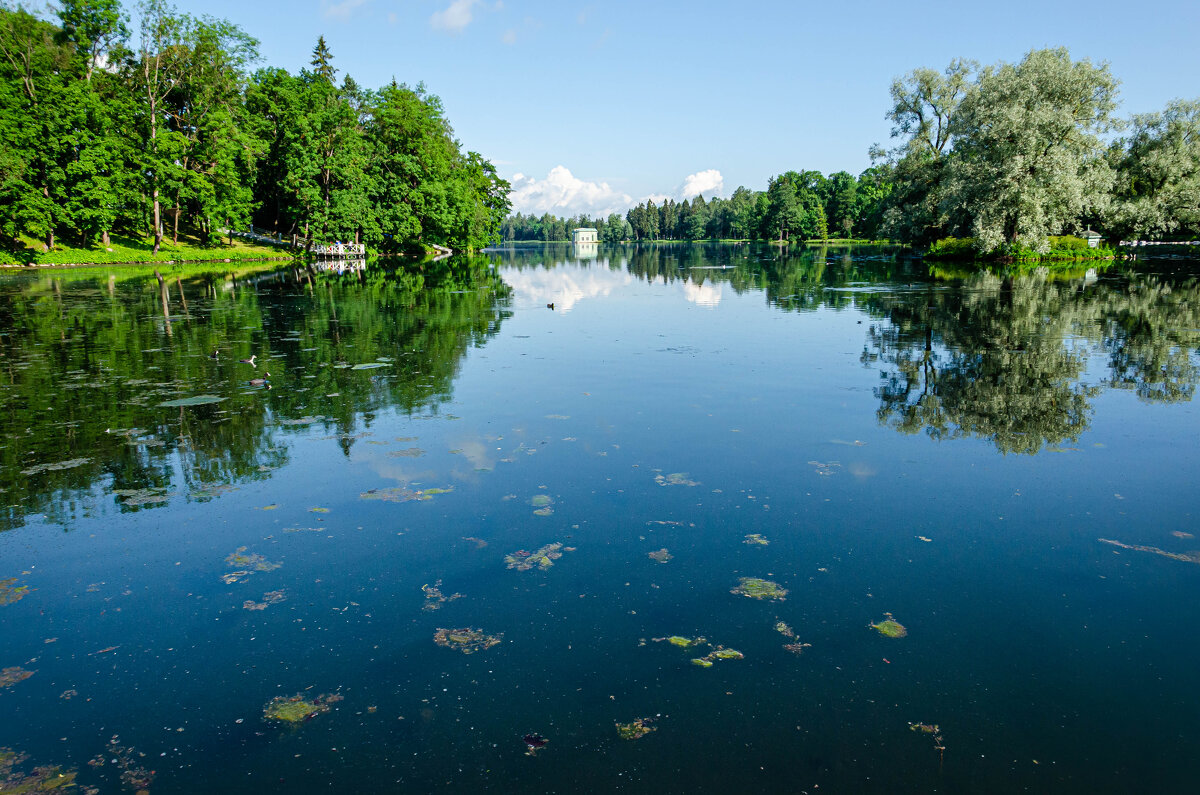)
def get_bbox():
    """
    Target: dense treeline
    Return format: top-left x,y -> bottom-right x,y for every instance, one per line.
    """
502,167 -> 892,244
0,0 -> 510,258
506,48 -> 1198,254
